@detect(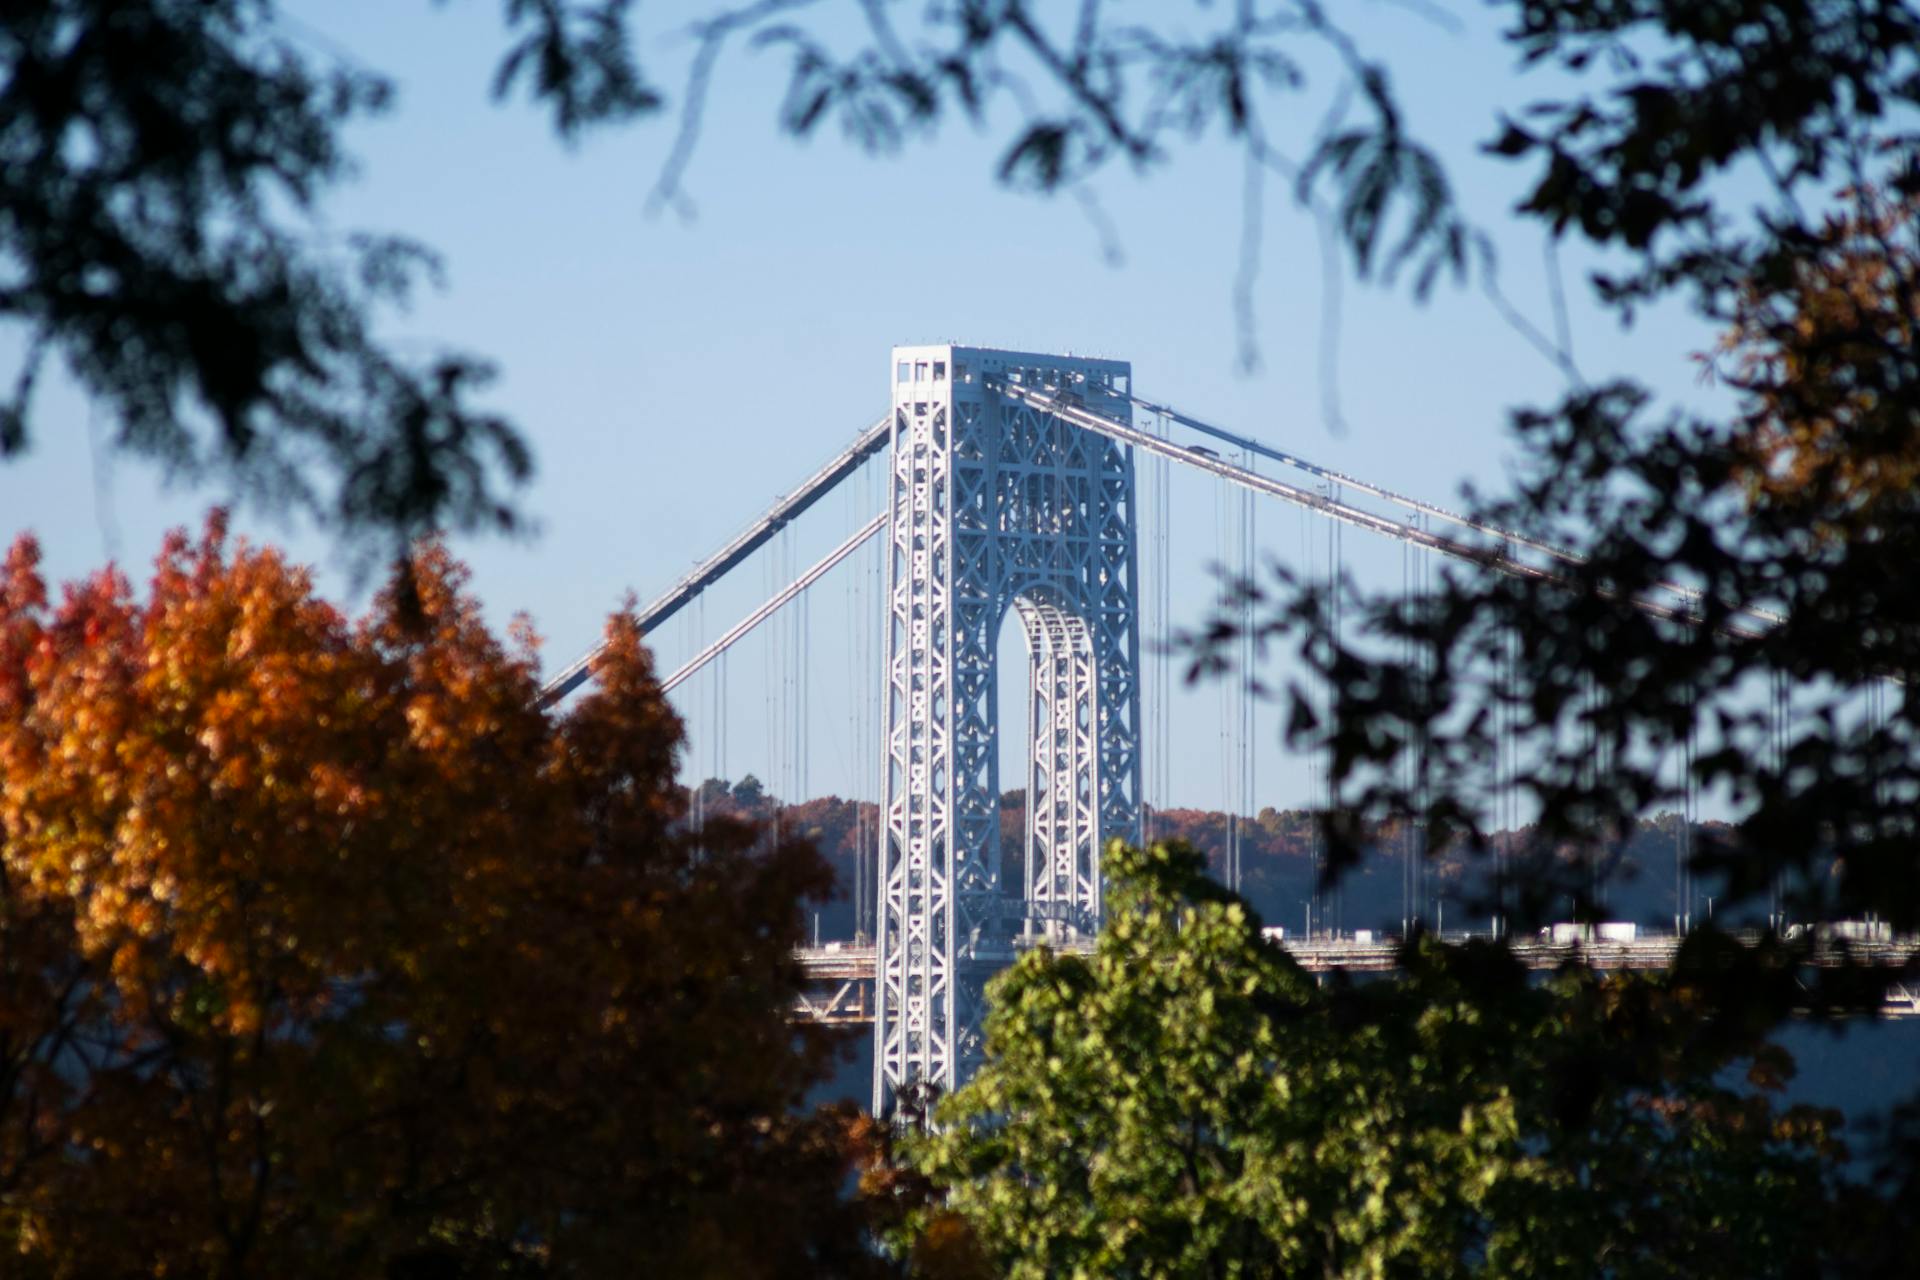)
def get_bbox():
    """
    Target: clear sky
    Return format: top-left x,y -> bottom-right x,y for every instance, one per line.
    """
0,2 -> 1727,818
